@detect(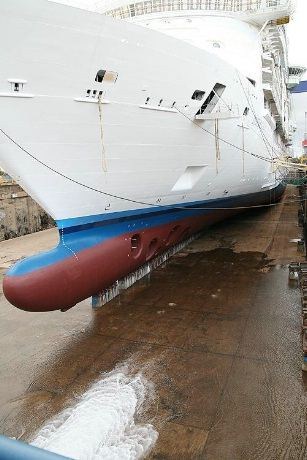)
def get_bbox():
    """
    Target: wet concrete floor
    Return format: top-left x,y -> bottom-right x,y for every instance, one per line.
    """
0,186 -> 307,459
